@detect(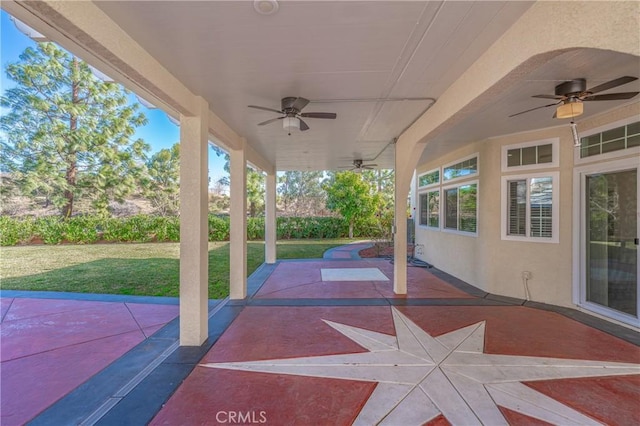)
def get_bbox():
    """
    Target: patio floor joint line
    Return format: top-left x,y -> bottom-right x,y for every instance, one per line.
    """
77,298 -> 230,426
